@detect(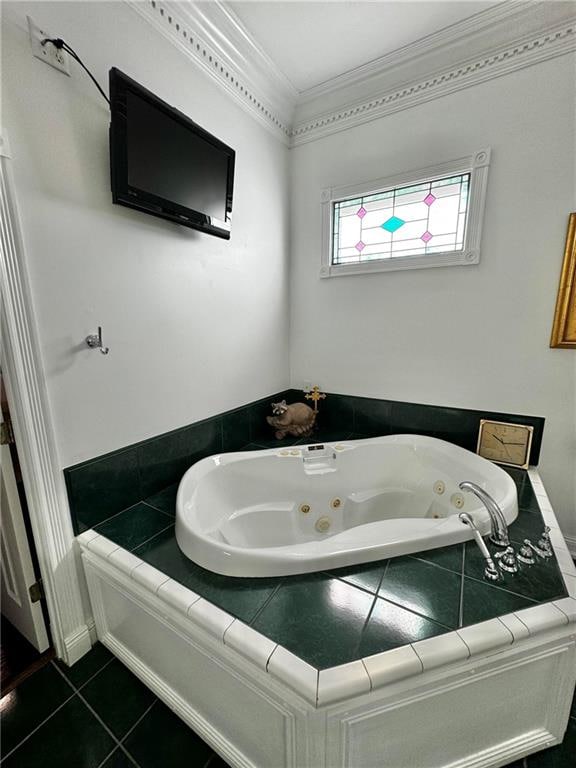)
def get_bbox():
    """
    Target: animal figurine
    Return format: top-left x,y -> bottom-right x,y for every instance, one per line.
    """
267,401 -> 316,440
